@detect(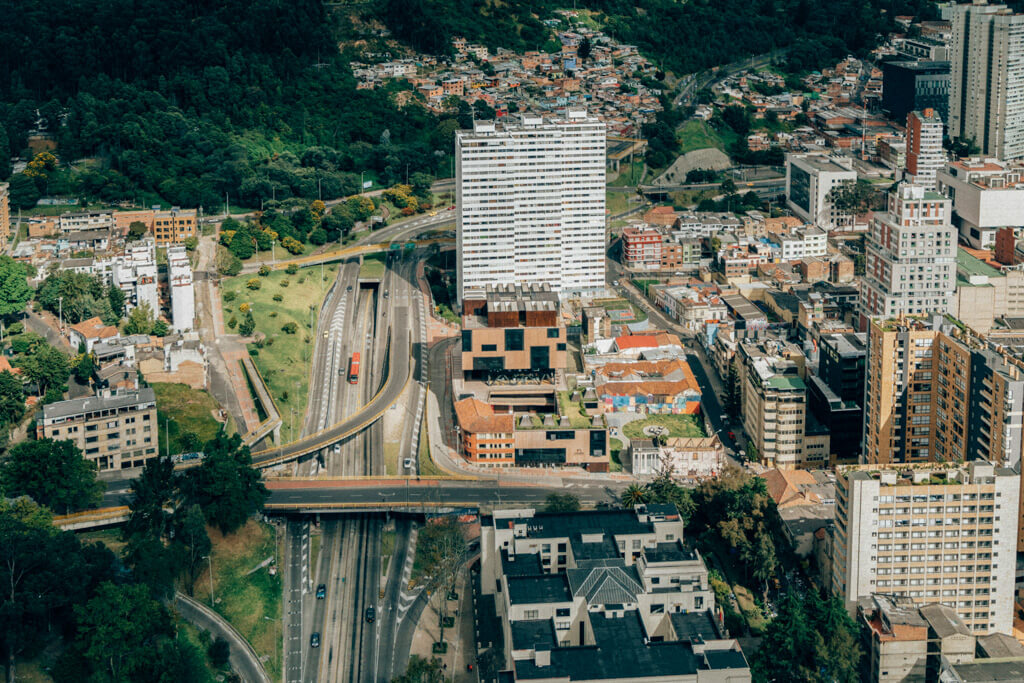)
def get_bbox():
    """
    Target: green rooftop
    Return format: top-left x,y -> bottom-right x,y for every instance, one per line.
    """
768,375 -> 805,391
957,248 -> 1003,279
